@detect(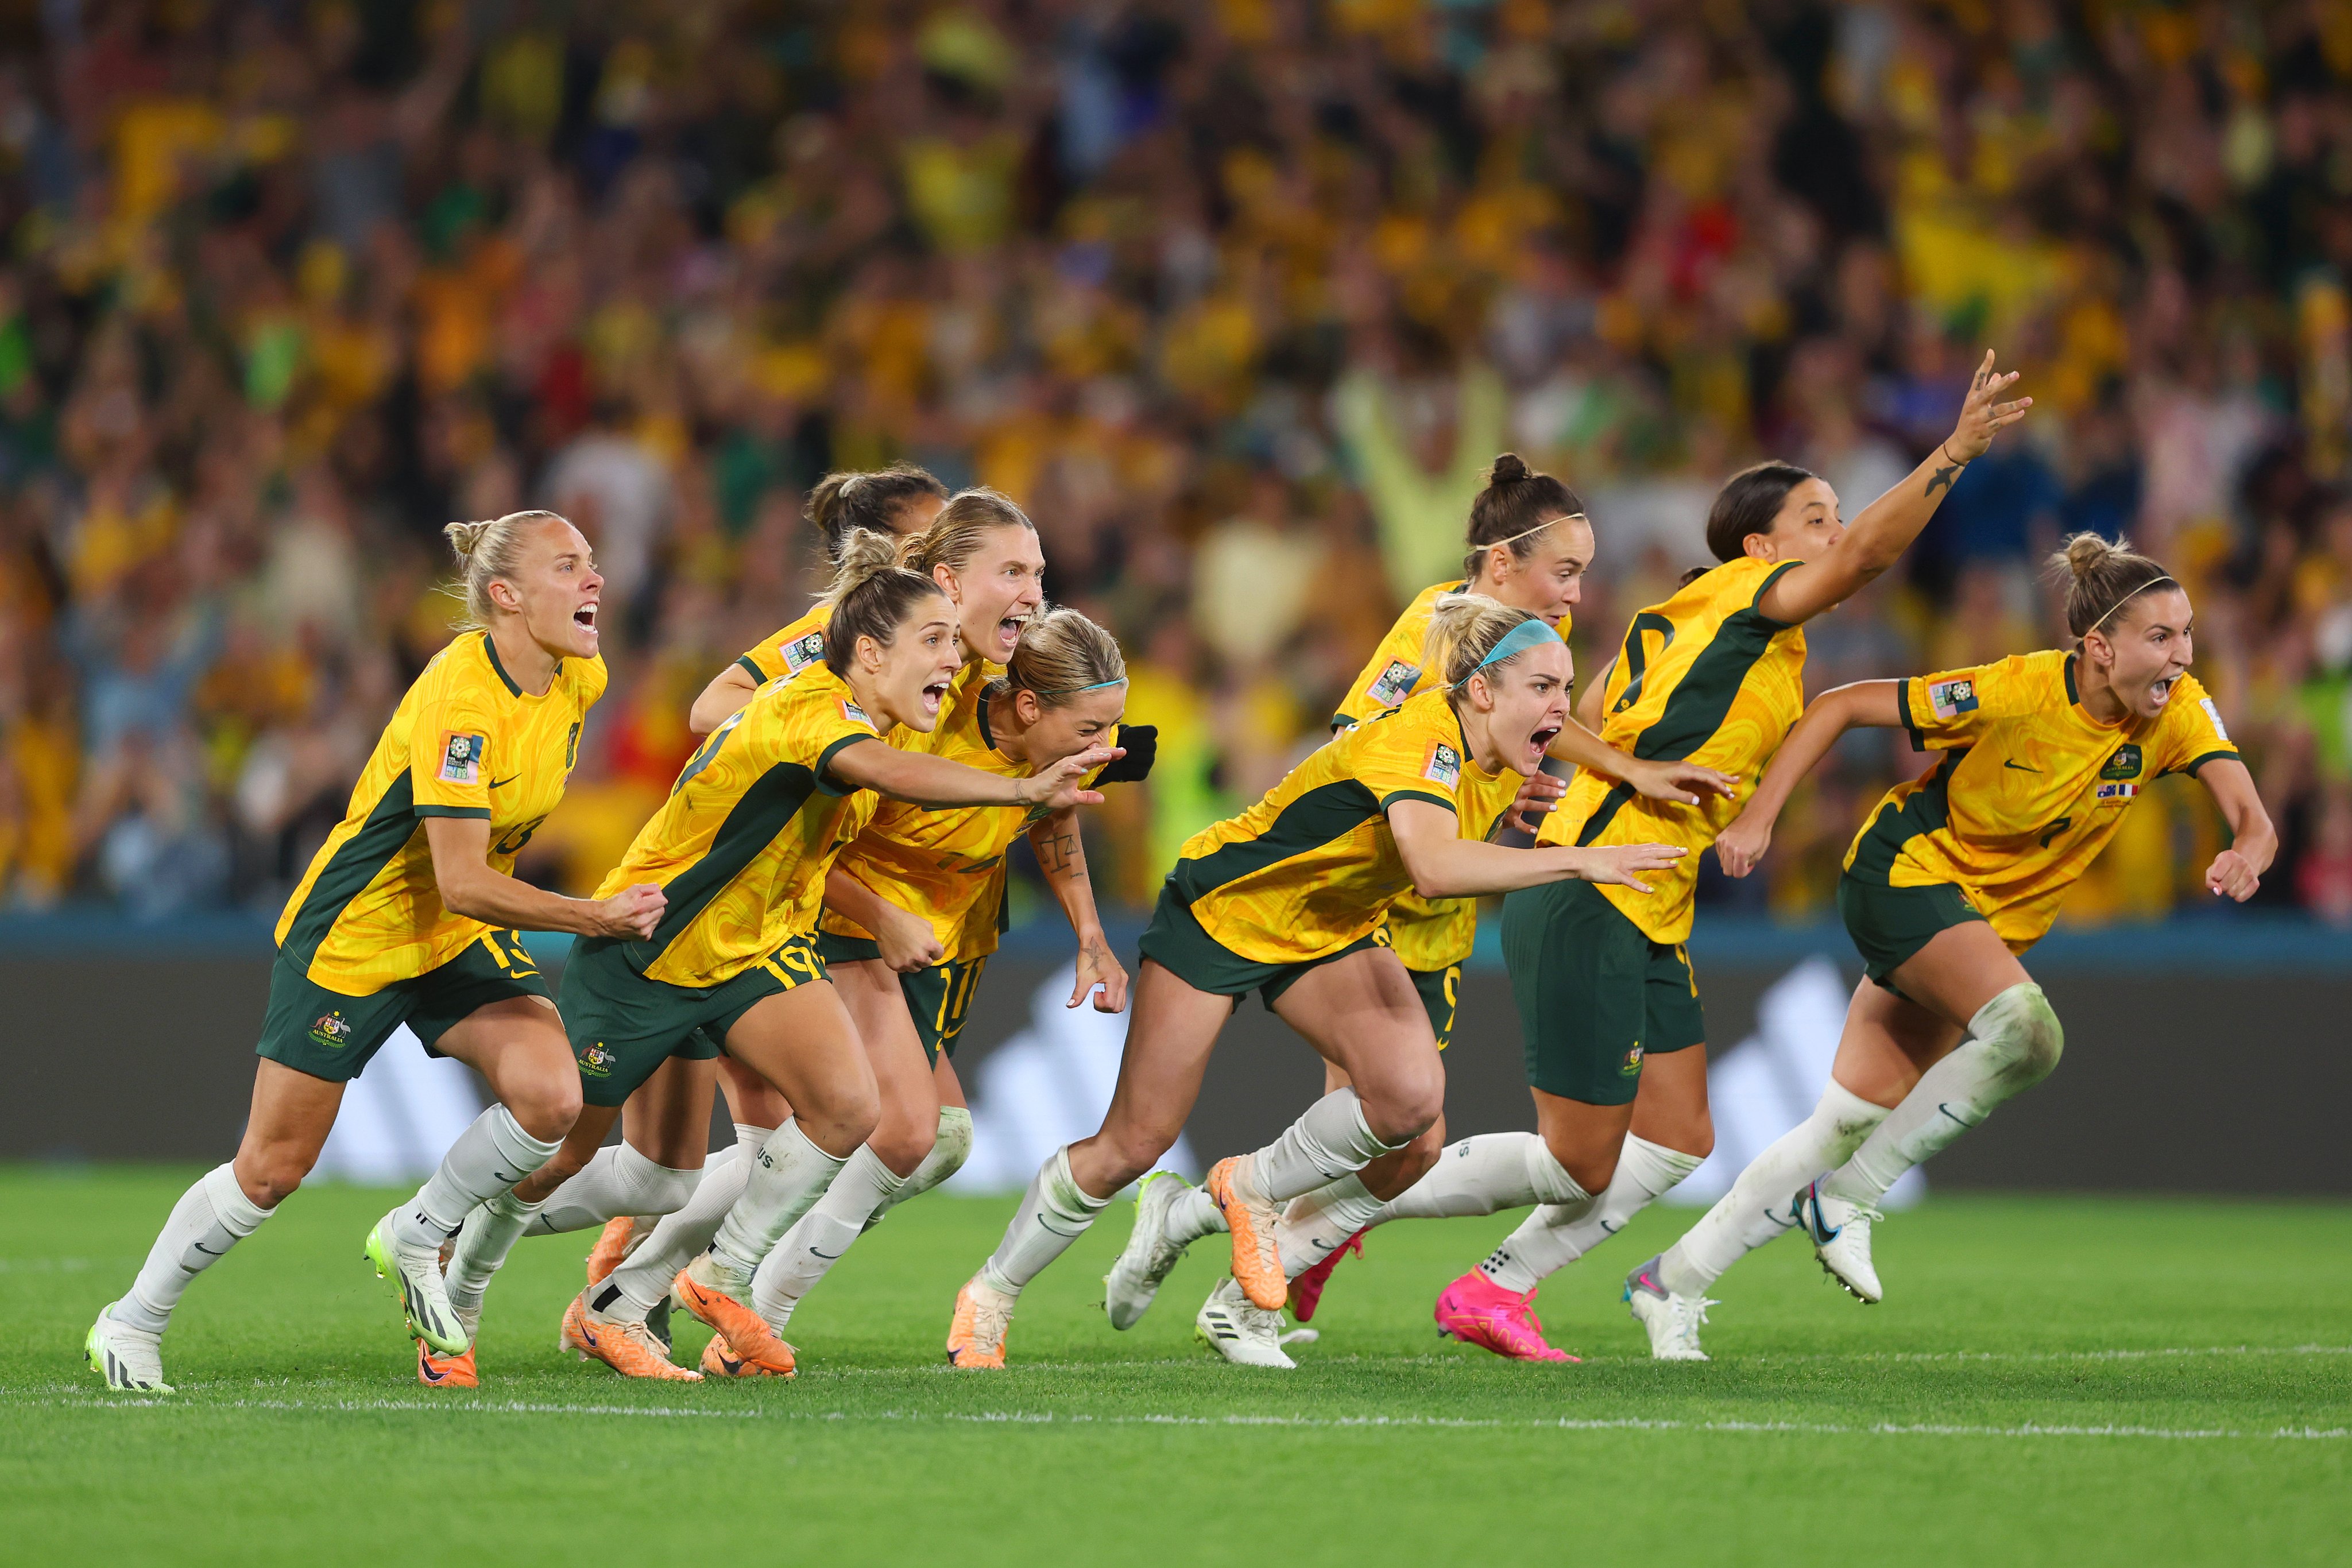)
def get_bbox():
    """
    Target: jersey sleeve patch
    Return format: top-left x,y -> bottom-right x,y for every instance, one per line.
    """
782,630 -> 828,676
2199,696 -> 2230,744
438,731 -> 487,784
1365,659 -> 1421,708
839,696 -> 875,729
1927,677 -> 1979,720
1422,739 -> 1462,791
